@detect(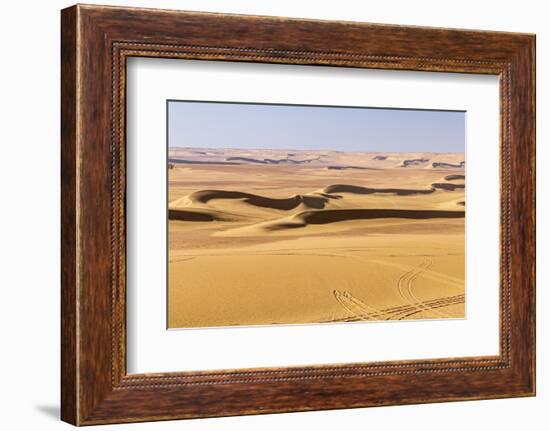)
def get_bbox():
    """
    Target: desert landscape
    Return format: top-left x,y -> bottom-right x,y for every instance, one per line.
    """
167,147 -> 465,328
